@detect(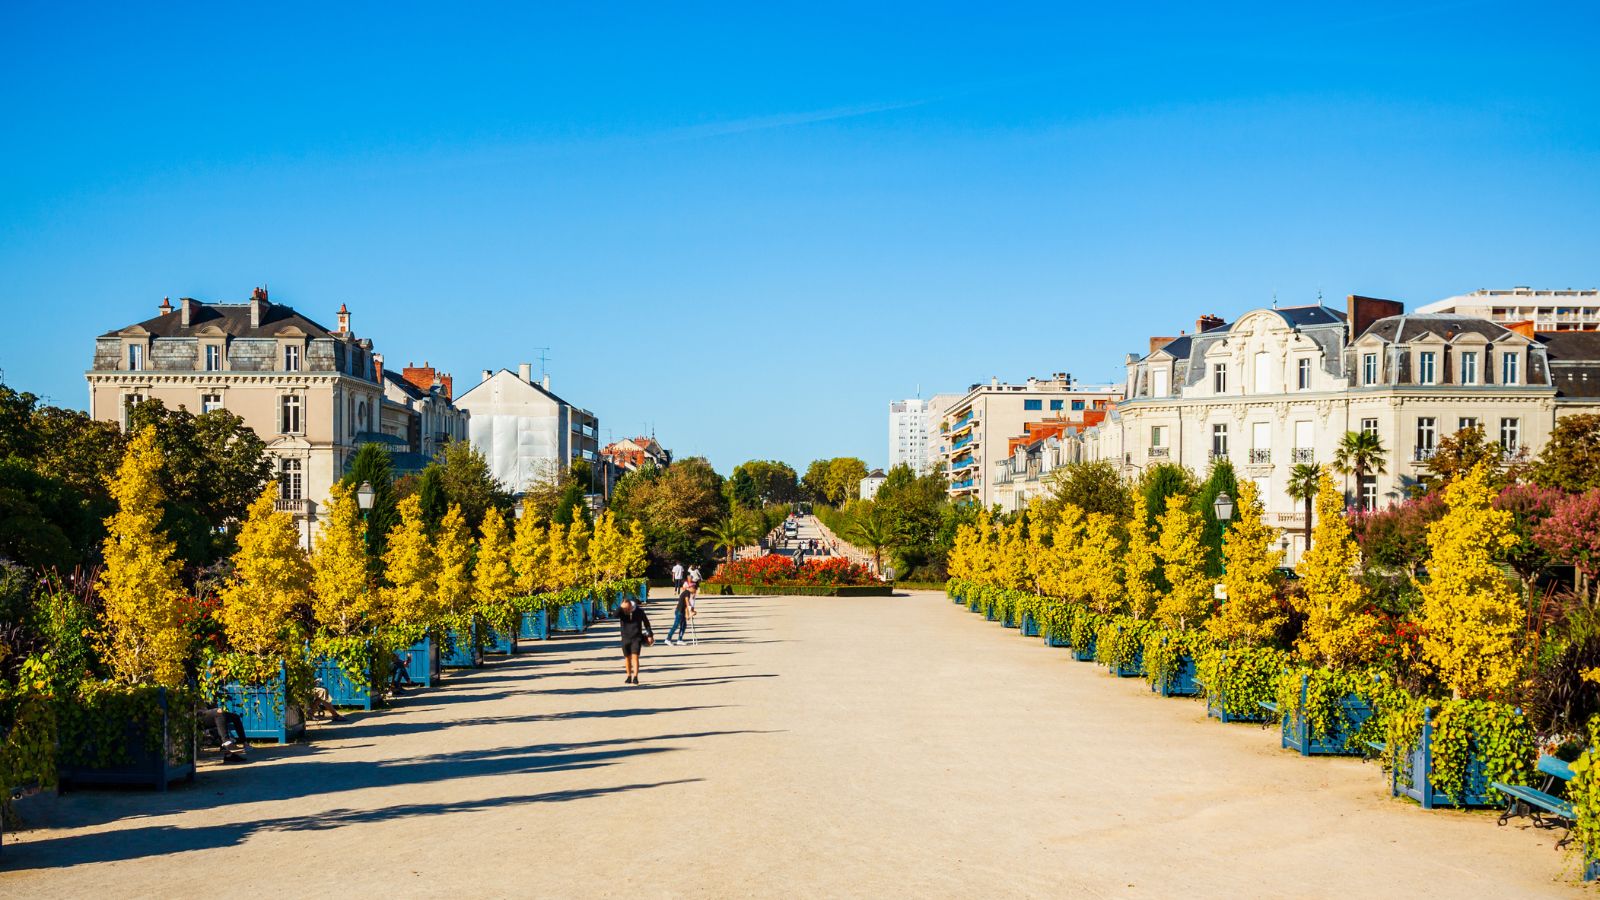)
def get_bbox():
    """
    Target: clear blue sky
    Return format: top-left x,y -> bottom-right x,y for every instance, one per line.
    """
3,2 -> 1597,473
